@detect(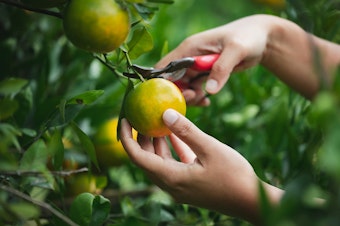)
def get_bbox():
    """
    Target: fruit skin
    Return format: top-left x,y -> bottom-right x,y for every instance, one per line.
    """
93,117 -> 137,168
63,0 -> 130,53
65,173 -> 102,197
21,0 -> 67,8
124,78 -> 186,137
